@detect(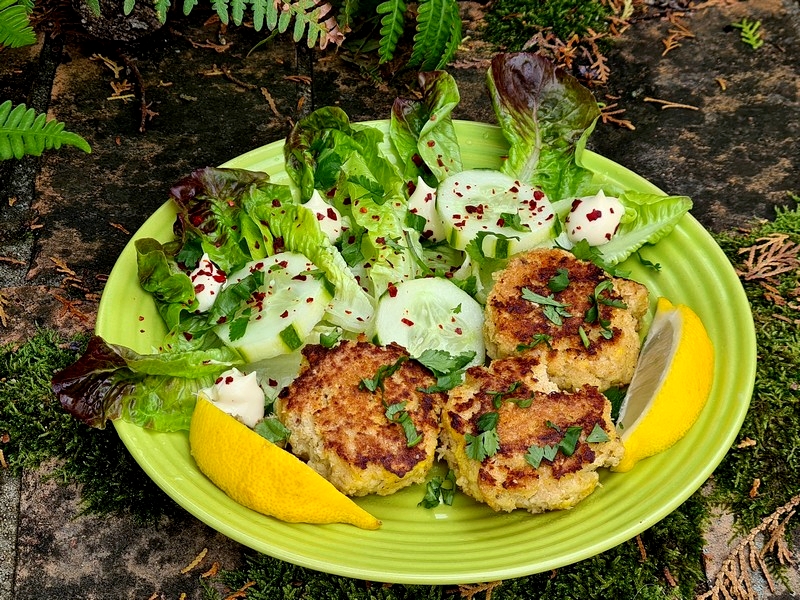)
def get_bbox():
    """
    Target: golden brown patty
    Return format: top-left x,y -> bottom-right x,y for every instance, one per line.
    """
439,355 -> 624,513
275,340 -> 444,497
483,248 -> 649,390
